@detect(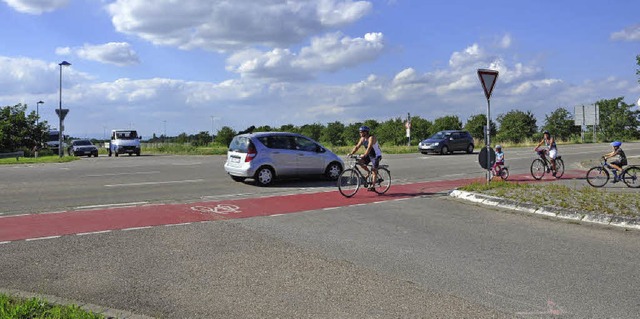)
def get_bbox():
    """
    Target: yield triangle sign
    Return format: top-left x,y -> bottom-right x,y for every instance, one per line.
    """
477,69 -> 499,100
55,108 -> 69,121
